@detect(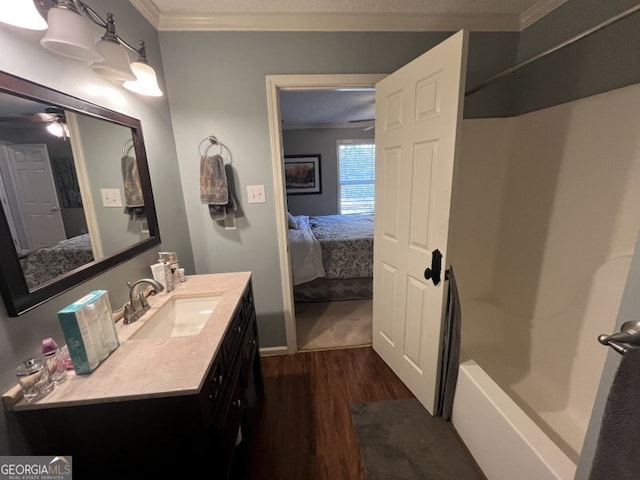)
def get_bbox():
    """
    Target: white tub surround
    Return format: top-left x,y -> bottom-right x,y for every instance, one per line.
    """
3,271 -> 252,411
